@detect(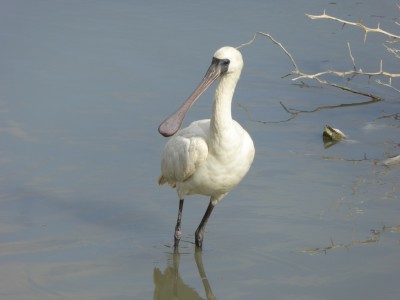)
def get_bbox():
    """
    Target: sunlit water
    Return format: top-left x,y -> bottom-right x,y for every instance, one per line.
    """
1,1 -> 399,299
